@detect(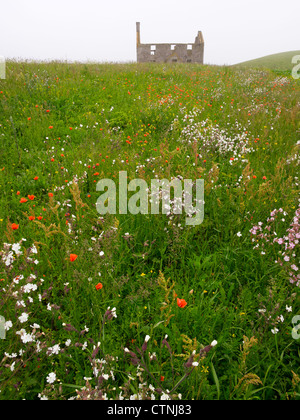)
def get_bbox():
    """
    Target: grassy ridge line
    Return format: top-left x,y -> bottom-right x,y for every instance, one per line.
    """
235,50 -> 300,71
